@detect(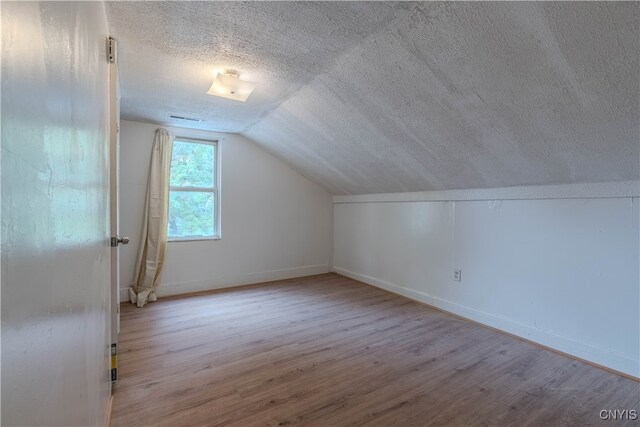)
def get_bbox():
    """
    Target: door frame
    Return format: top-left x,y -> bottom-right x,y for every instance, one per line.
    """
108,57 -> 121,367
